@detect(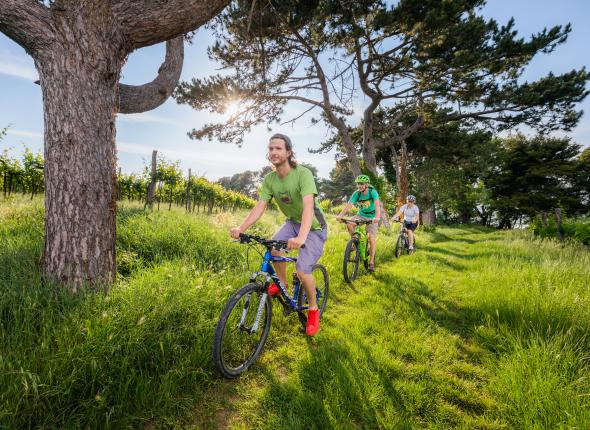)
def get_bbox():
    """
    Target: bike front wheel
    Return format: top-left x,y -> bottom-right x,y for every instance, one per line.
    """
343,238 -> 360,283
395,235 -> 403,258
297,264 -> 330,326
212,282 -> 272,378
